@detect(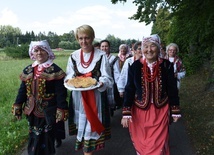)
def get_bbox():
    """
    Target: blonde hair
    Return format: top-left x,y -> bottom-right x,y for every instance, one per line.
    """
75,24 -> 95,40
